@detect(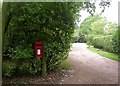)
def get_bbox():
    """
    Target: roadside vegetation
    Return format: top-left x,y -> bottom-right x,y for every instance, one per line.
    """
73,14 -> 119,61
88,47 -> 119,61
58,59 -> 72,70
3,2 -> 82,77
2,1 -> 111,79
